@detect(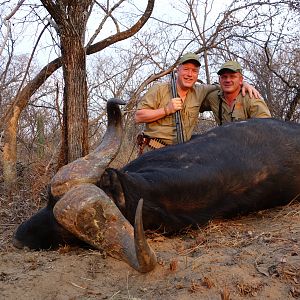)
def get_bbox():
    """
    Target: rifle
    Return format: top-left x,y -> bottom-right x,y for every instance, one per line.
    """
170,70 -> 185,143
